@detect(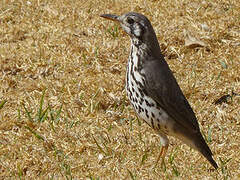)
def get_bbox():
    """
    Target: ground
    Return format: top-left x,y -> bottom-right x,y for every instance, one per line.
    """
0,0 -> 240,179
